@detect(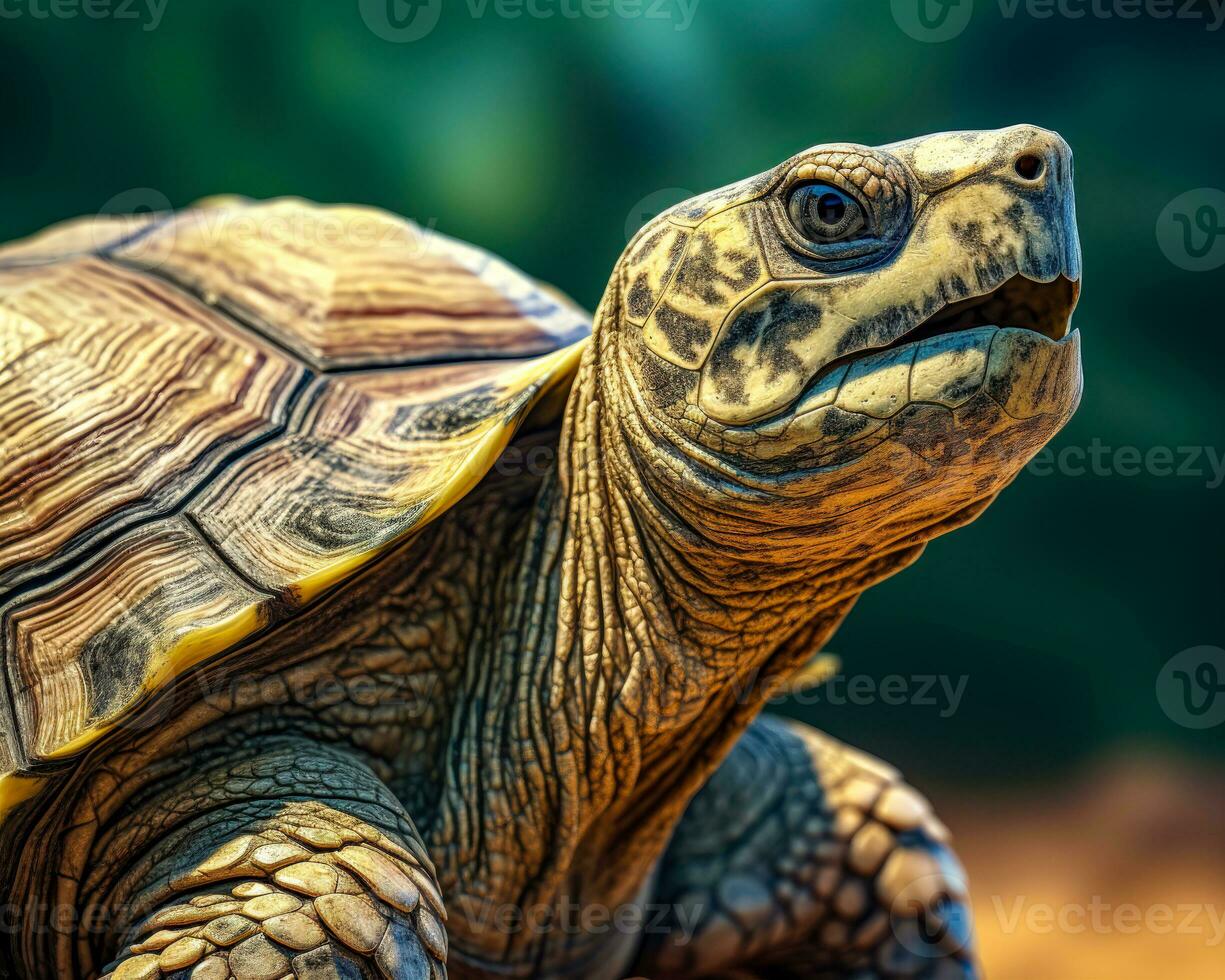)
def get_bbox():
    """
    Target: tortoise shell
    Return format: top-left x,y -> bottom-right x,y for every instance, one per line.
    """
0,197 -> 589,816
